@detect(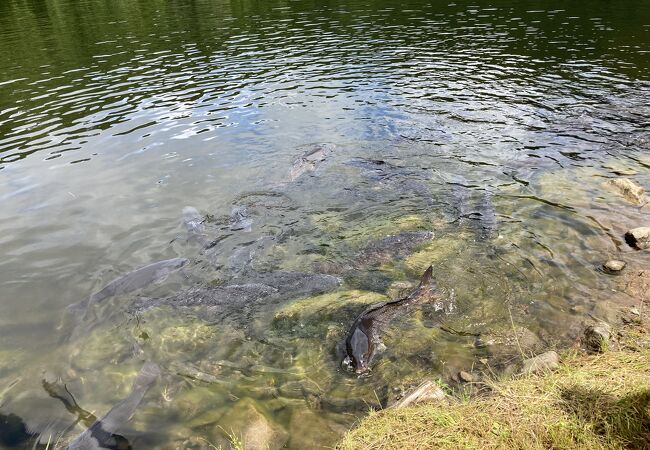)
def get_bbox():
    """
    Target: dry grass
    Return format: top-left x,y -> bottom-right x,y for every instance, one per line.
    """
338,326 -> 650,450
